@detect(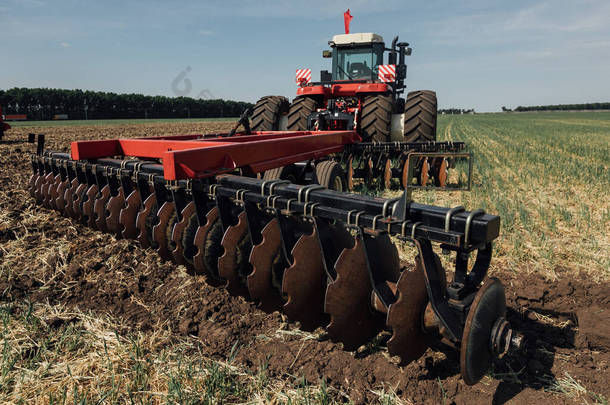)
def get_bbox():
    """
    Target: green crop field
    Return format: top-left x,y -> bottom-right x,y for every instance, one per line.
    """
404,112 -> 610,281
